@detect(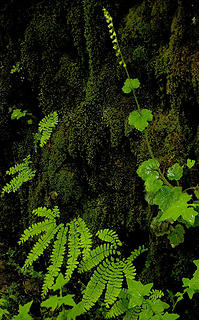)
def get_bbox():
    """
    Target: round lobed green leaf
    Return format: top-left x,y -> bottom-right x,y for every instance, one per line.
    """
122,78 -> 140,93
128,109 -> 153,132
167,163 -> 183,181
187,159 -> 195,169
145,175 -> 163,193
137,159 -> 160,181
154,186 -> 182,211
